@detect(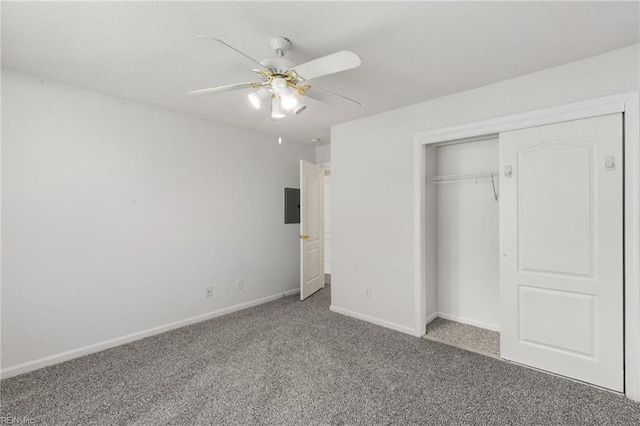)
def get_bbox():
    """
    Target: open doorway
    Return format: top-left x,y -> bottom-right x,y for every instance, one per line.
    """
423,137 -> 500,358
322,164 -> 331,286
